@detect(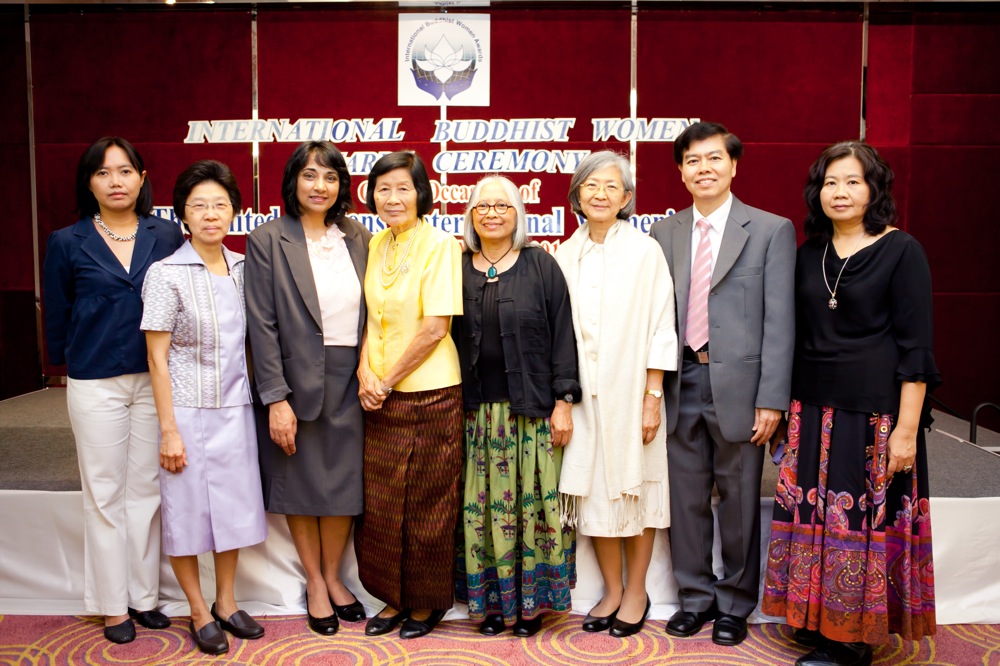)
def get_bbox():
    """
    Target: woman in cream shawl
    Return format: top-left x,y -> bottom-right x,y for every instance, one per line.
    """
555,151 -> 677,638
